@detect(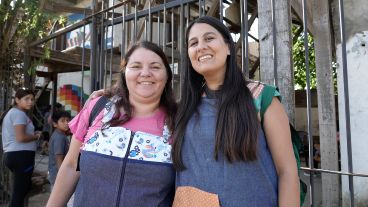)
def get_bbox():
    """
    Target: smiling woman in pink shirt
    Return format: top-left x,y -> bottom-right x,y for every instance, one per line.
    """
46,41 -> 177,207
